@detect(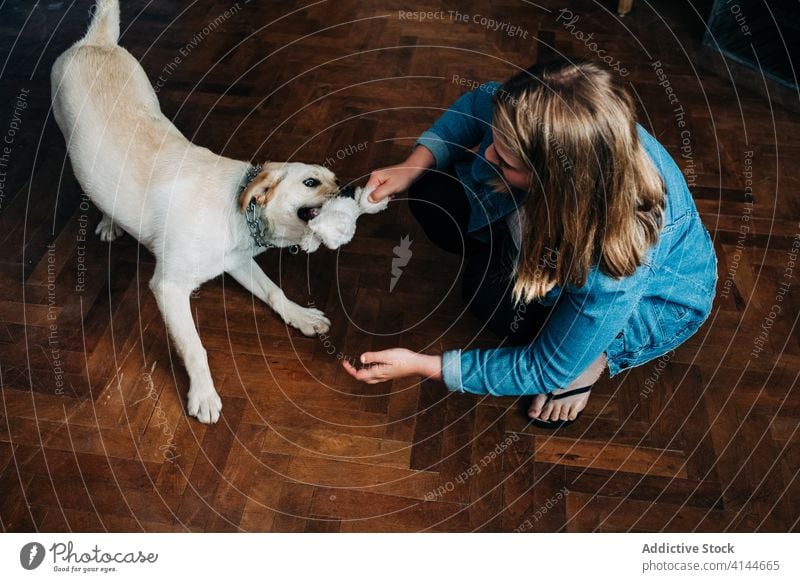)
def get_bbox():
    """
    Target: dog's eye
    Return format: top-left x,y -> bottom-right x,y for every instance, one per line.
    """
303,178 -> 321,188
